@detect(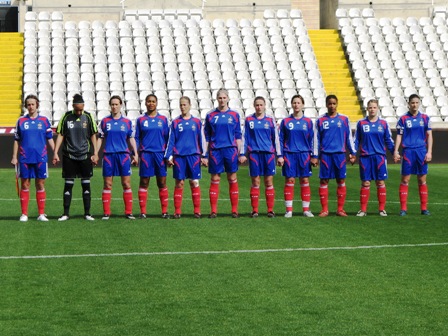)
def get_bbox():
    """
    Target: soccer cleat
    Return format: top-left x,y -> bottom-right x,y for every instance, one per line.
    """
318,210 -> 329,217
356,210 -> 367,217
379,210 -> 388,217
336,210 -> 348,217
231,212 -> 239,218
85,215 -> 95,221
19,214 -> 28,222
102,214 -> 110,220
37,214 -> 49,222
399,210 -> 407,216
161,213 -> 170,219
173,214 -> 181,219
421,210 -> 431,216
284,211 -> 293,218
208,212 -> 217,219
303,211 -> 314,217
58,215 -> 69,221
139,214 -> 147,219
267,211 -> 276,218
250,212 -> 259,218
125,214 -> 136,220
194,213 -> 202,219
